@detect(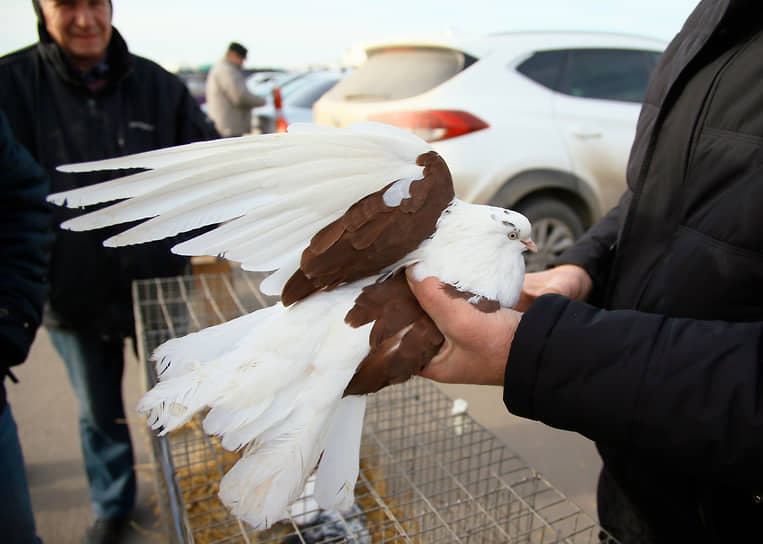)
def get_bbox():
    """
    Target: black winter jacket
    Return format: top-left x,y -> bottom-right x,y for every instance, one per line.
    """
0,28 -> 219,337
505,1 -> 763,541
0,110 -> 53,412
